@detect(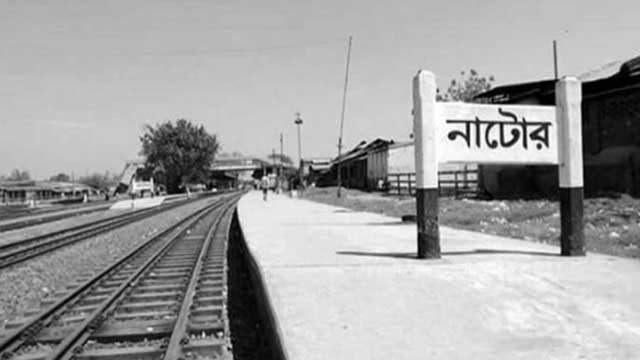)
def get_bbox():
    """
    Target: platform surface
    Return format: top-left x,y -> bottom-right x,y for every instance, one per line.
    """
110,196 -> 165,210
237,191 -> 640,360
